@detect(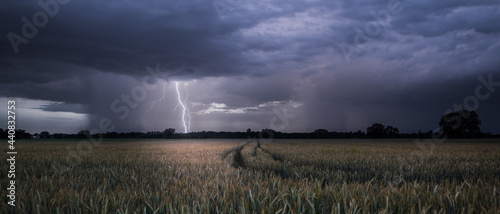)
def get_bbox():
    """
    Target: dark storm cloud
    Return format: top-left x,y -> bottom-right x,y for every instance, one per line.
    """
1,0 -> 250,80
35,102 -> 88,114
0,0 -> 499,133
298,67 -> 500,133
